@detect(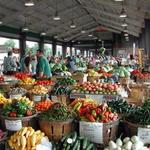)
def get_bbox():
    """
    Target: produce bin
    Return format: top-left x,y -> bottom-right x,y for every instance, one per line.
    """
0,114 -> 37,134
125,121 -> 150,144
39,119 -> 73,141
18,84 -> 34,90
79,119 -> 119,145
